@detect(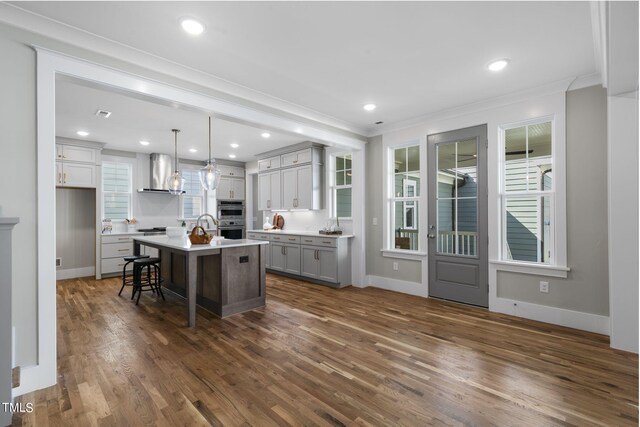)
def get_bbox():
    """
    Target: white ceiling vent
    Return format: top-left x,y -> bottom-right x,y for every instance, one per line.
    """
95,109 -> 112,119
